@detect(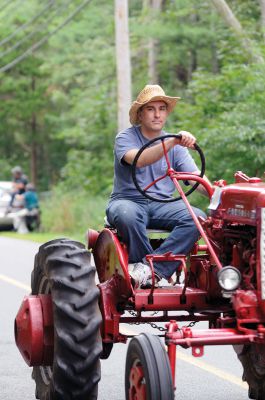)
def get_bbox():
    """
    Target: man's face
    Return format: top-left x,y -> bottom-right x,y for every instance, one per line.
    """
138,101 -> 168,133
